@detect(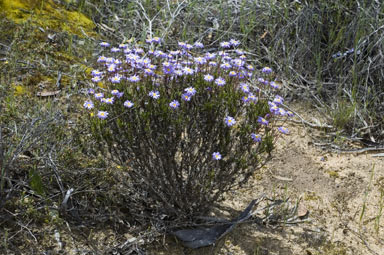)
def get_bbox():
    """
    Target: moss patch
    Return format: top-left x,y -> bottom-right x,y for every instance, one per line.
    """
327,170 -> 340,179
0,0 -> 95,37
